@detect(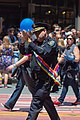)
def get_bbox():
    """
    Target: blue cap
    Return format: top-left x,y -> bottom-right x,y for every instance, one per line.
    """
20,18 -> 34,32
